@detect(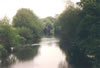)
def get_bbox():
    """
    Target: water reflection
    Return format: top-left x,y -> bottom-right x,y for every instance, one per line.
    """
0,45 -> 39,68
0,54 -> 16,68
14,46 -> 39,61
58,61 -> 68,68
60,40 -> 93,68
33,38 -> 66,68
0,38 -> 67,68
